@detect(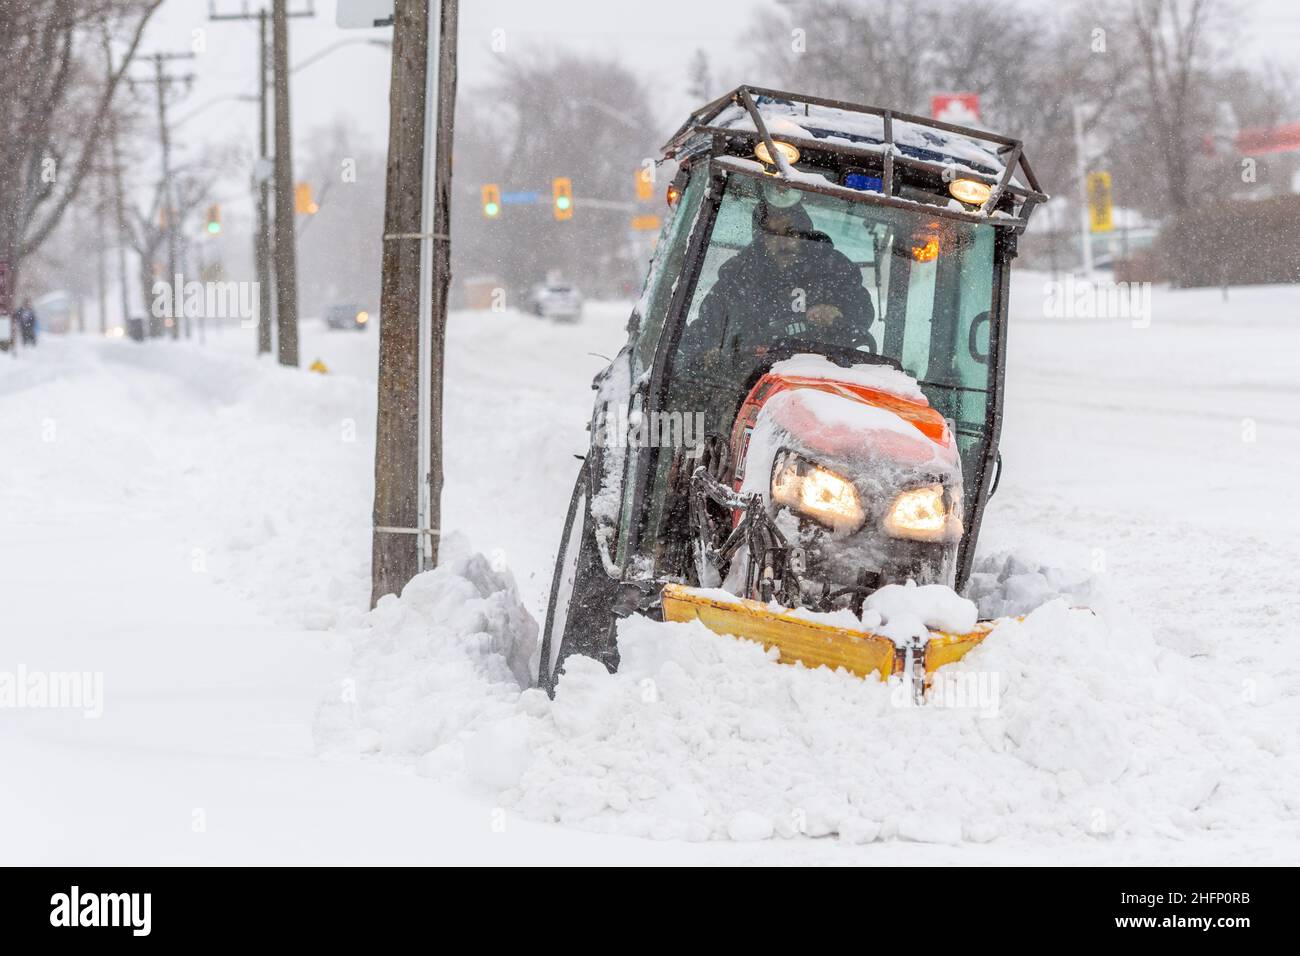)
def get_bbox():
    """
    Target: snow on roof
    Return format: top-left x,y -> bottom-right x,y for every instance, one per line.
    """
711,97 -> 1024,187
